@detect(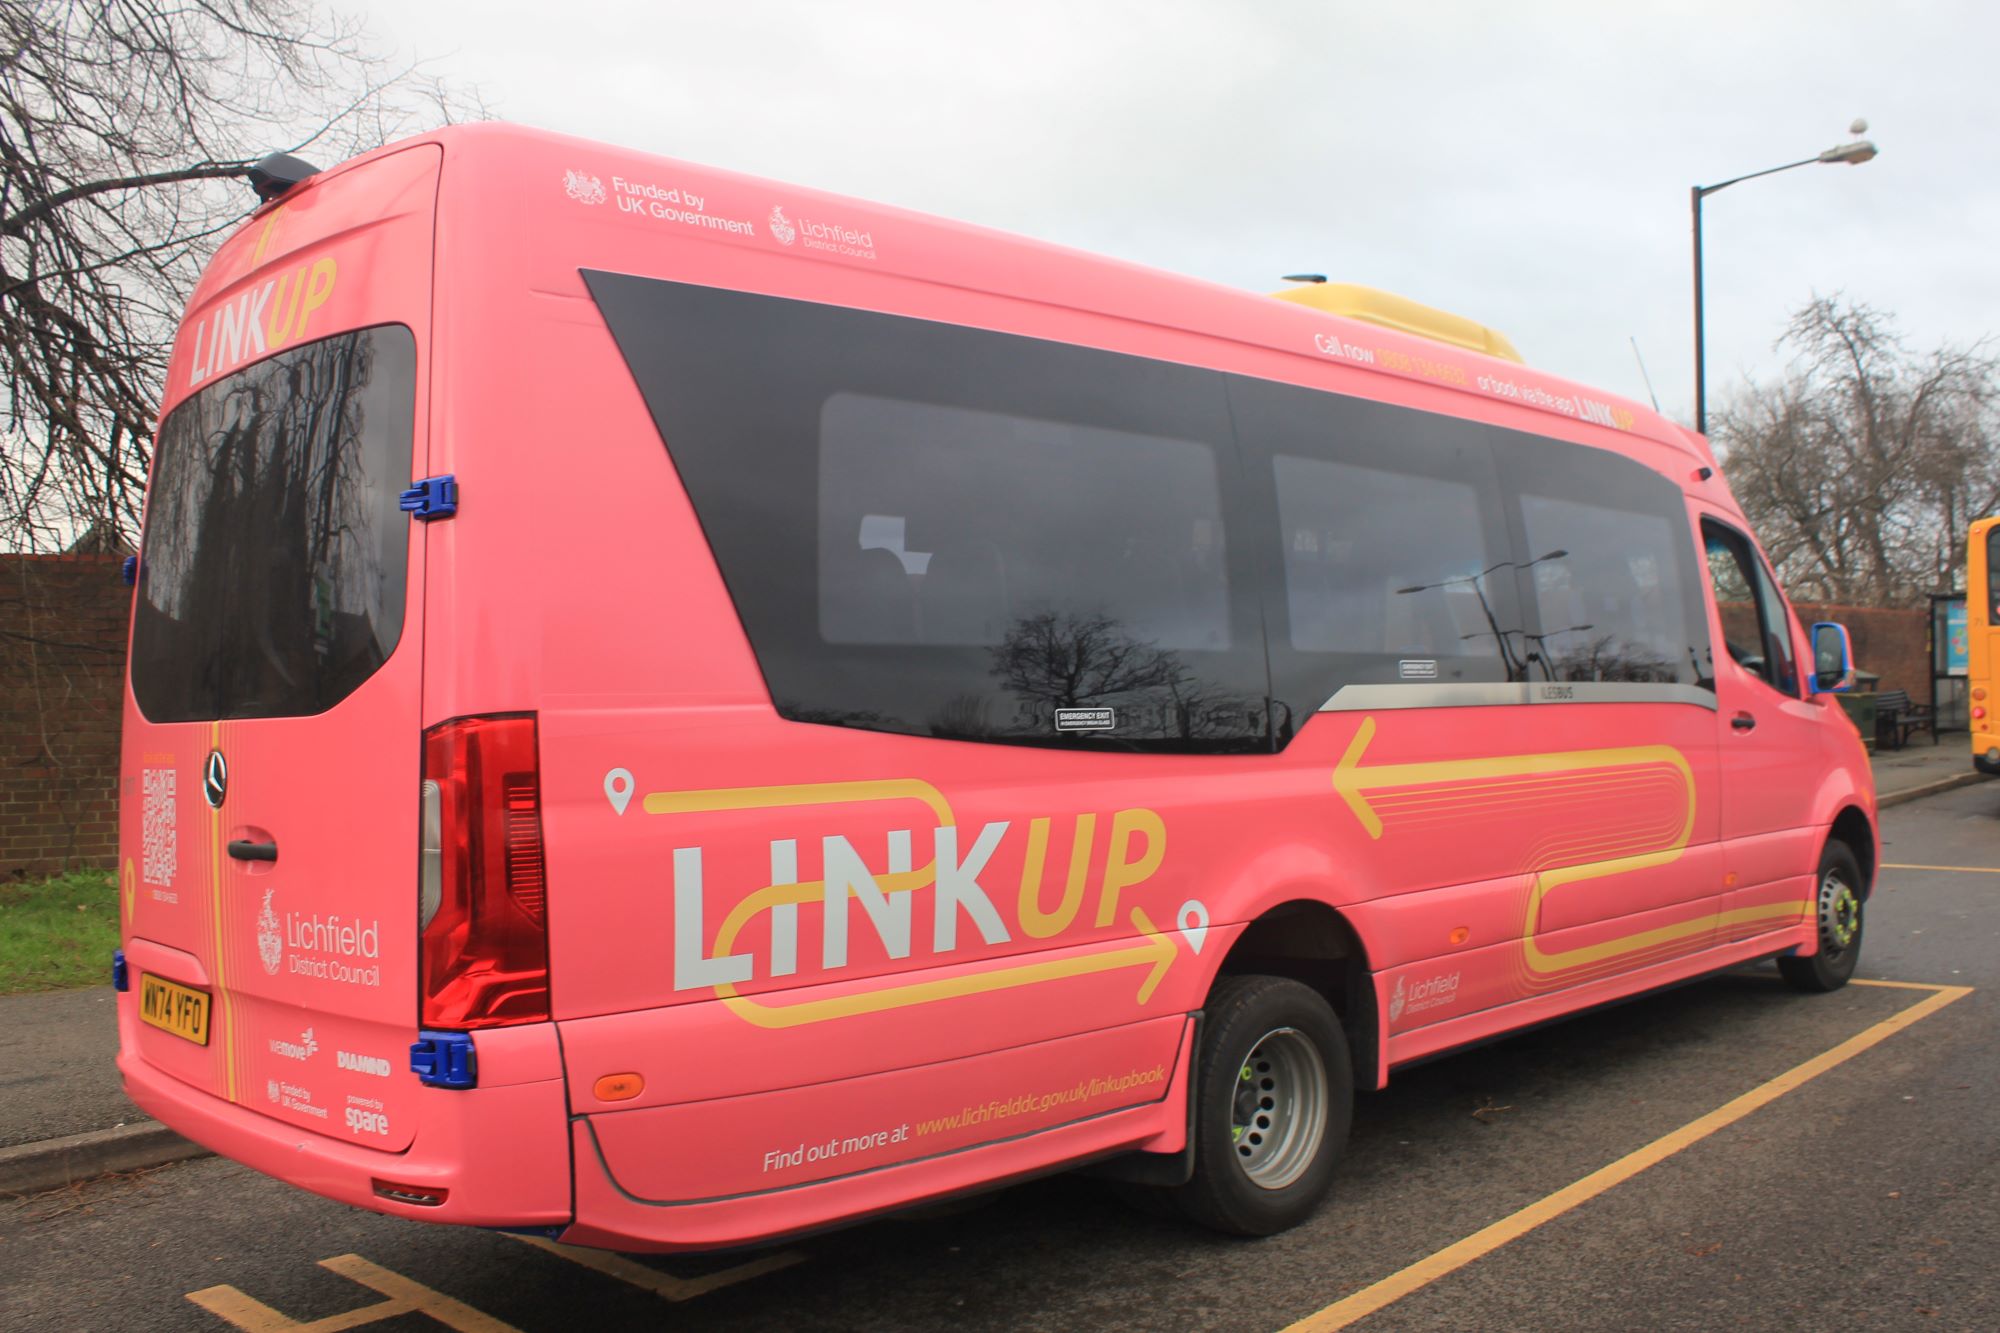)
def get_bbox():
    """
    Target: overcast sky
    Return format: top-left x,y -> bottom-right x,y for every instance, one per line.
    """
348,0 -> 1998,426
